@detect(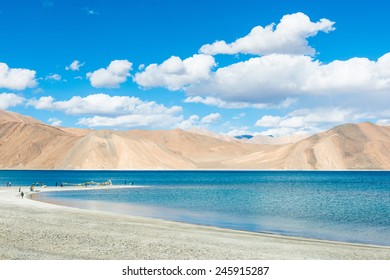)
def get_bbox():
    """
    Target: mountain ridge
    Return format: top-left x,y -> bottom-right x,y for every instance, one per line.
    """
1,110 -> 389,170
